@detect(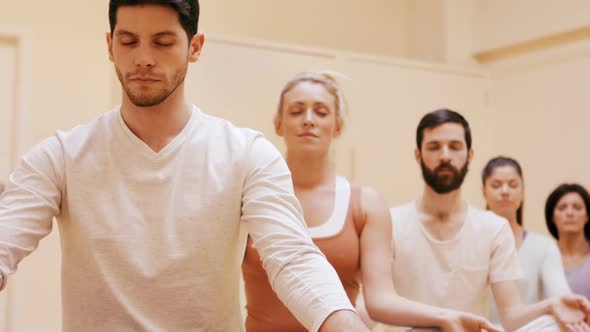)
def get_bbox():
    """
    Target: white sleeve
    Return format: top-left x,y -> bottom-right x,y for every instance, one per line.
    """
0,136 -> 64,290
541,238 -> 572,298
490,221 -> 523,283
240,136 -> 354,332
